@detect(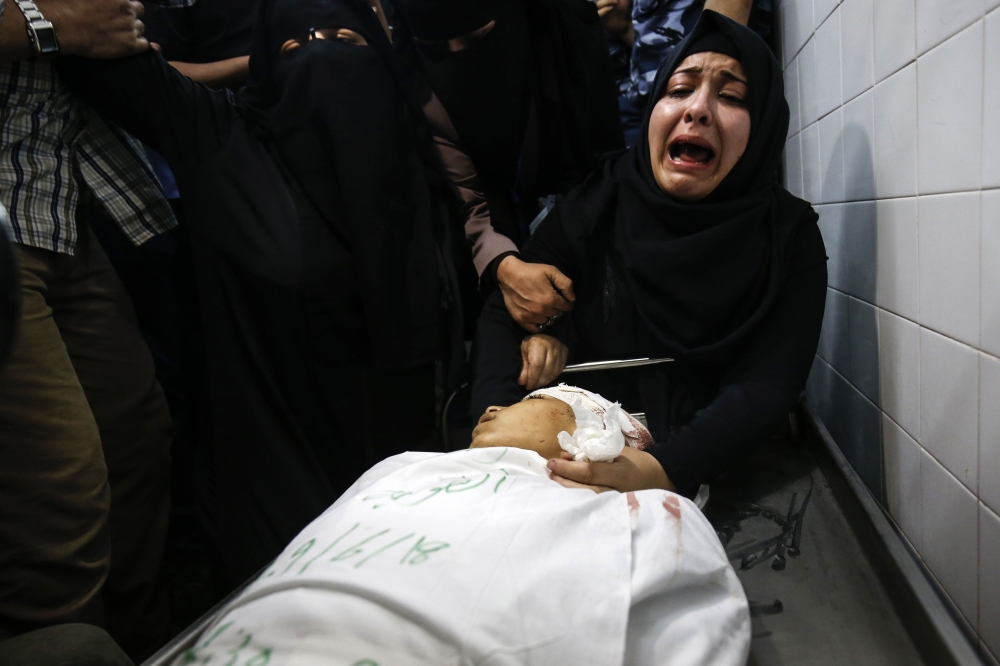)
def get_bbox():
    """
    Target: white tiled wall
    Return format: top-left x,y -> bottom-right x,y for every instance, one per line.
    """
778,0 -> 1000,659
